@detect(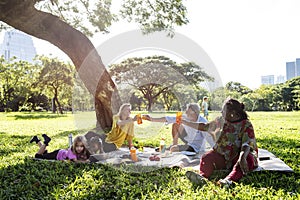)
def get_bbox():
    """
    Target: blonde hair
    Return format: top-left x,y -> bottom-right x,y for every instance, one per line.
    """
117,103 -> 131,116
